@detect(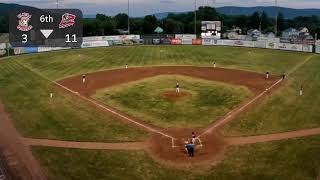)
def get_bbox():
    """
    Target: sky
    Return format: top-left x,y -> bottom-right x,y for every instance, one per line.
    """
2,0 -> 320,16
